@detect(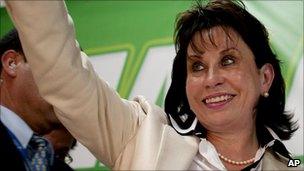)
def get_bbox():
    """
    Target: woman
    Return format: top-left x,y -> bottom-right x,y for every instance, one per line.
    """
5,0 -> 298,170
165,1 -> 298,170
